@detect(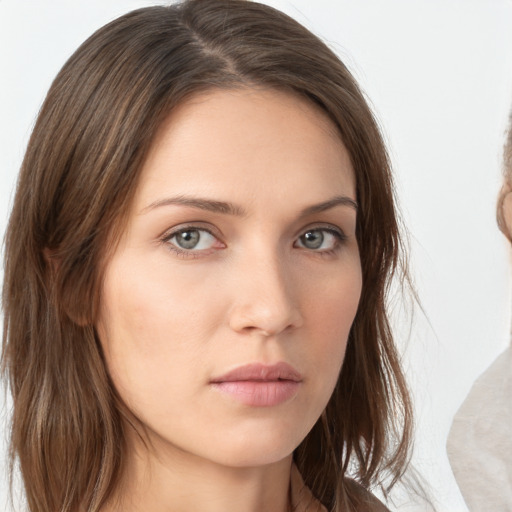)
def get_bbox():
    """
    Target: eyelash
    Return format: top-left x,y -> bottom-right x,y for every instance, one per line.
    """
161,225 -> 221,259
160,224 -> 347,258
295,227 -> 347,257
